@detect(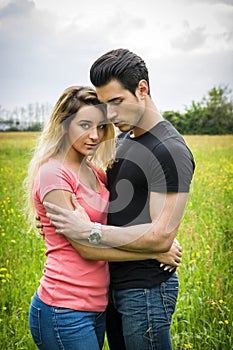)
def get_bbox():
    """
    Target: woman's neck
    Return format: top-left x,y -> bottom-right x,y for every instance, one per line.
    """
56,145 -> 86,170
